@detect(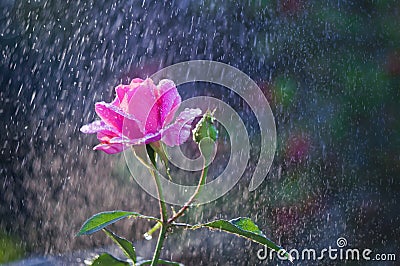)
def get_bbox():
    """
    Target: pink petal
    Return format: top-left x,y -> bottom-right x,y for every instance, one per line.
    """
126,78 -> 160,134
97,130 -> 118,142
116,78 -> 144,111
115,84 -> 132,105
80,121 -> 125,153
161,108 -> 202,146
80,120 -> 116,134
95,102 -> 124,131
143,79 -> 181,134
95,102 -> 144,139
109,132 -> 162,146
93,143 -> 128,154
156,79 -> 181,127
130,78 -> 144,85
163,96 -> 181,126
121,117 -> 144,140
